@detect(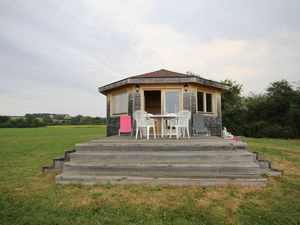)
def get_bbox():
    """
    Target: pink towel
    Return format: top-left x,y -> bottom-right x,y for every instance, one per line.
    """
229,137 -> 241,142
119,115 -> 132,133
